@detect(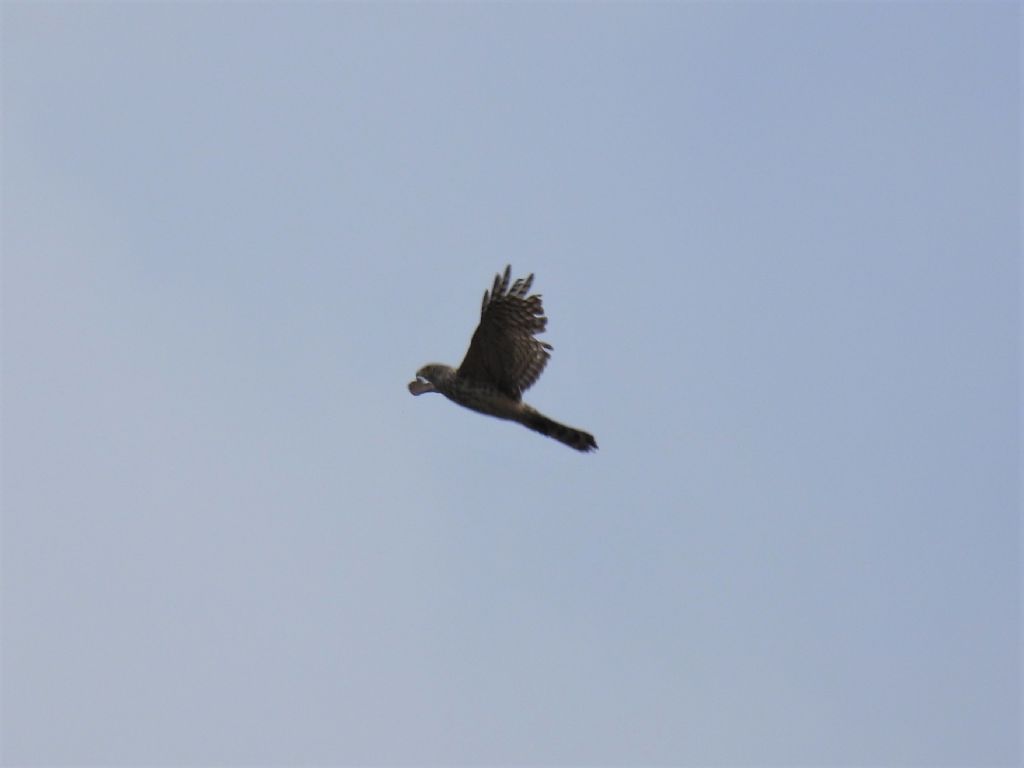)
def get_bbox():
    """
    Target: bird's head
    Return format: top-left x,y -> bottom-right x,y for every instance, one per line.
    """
408,363 -> 452,396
